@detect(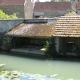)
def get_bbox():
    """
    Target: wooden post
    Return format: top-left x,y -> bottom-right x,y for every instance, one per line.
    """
55,37 -> 59,53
